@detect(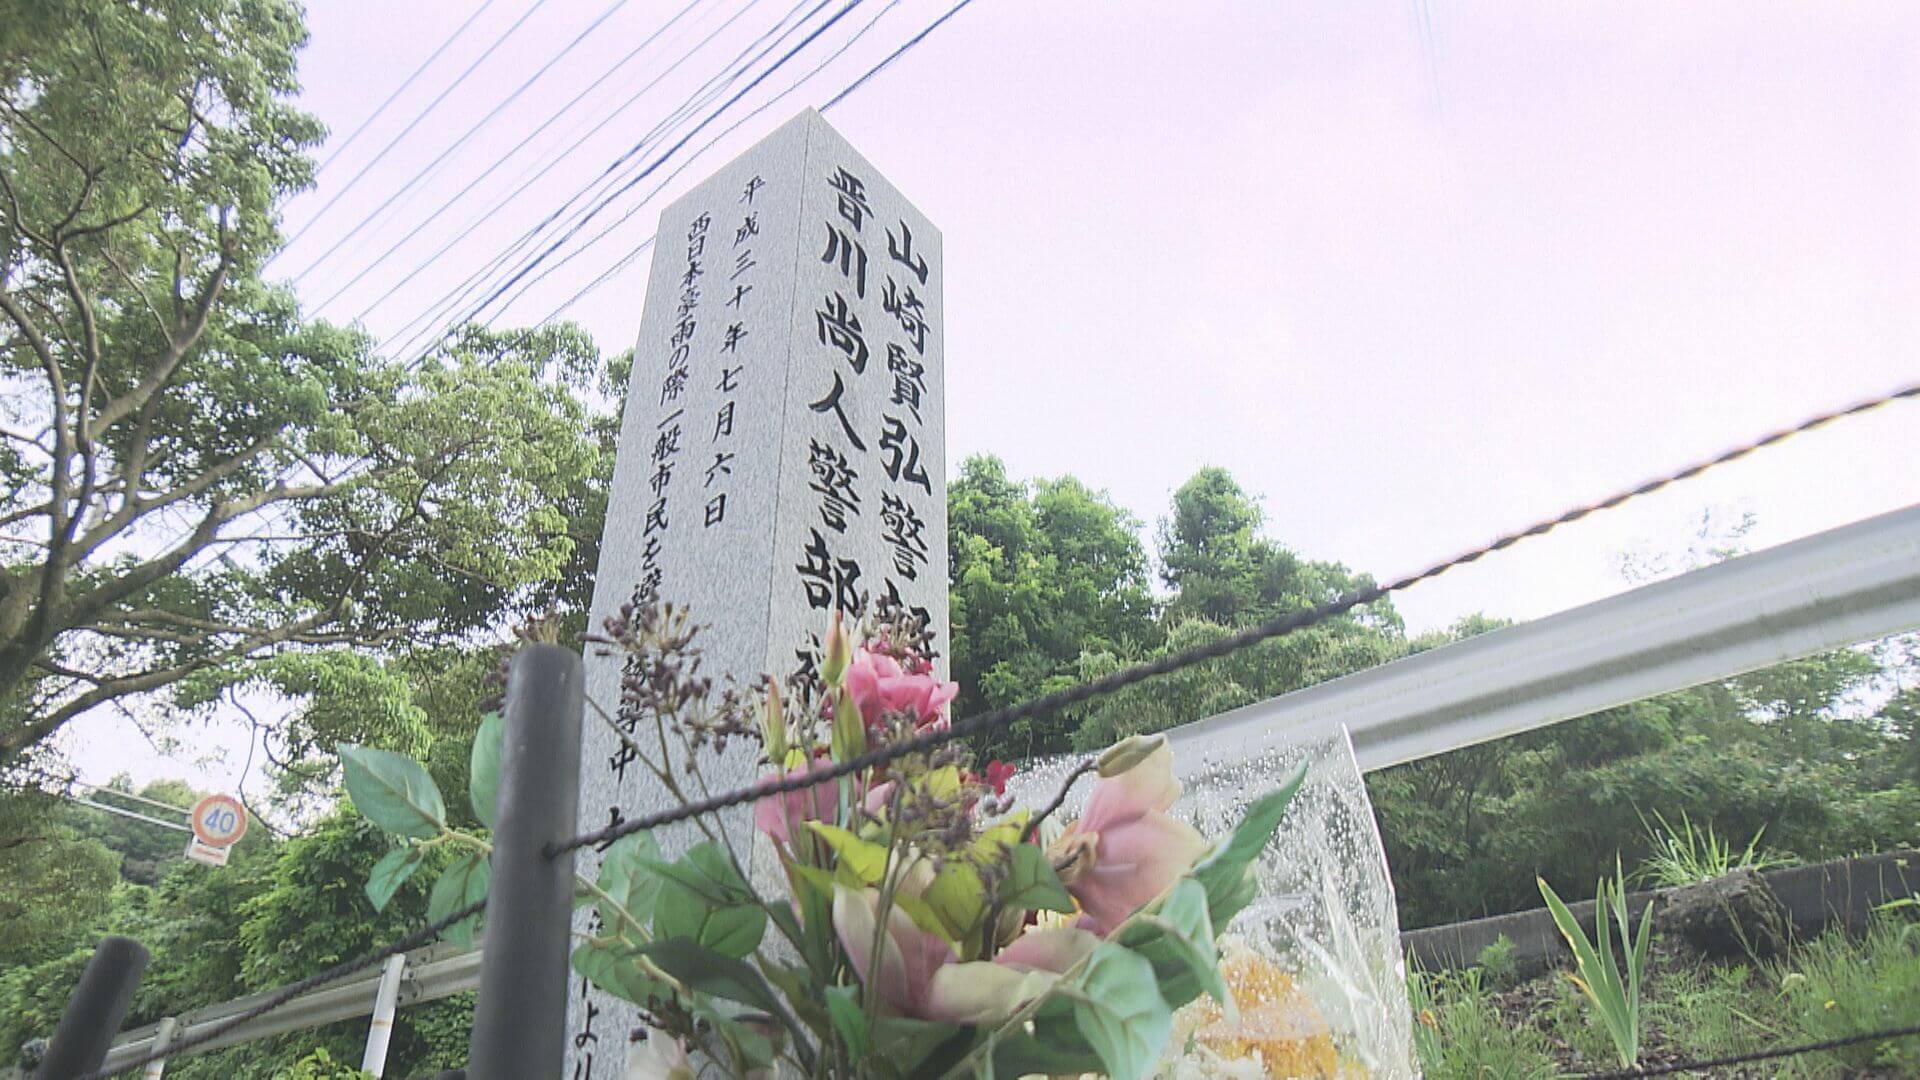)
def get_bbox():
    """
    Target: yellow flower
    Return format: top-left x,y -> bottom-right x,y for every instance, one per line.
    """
1168,941 -> 1345,1078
